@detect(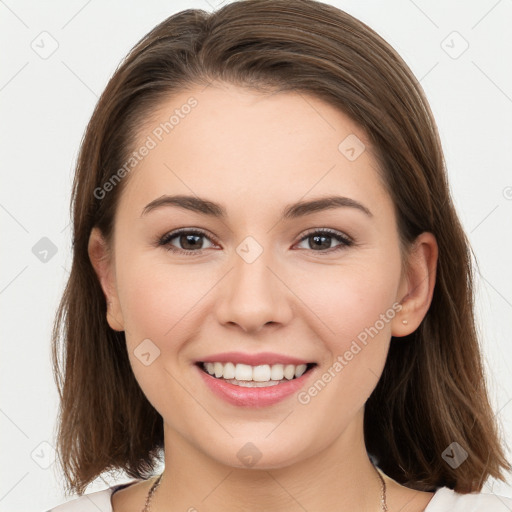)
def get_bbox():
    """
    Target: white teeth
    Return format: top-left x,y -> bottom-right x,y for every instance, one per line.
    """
224,379 -> 281,387
295,365 -> 307,378
270,364 -> 284,381
284,364 -> 296,380
253,365 -> 270,382
213,362 -> 223,378
201,361 -> 309,382
235,363 -> 253,381
222,362 -> 235,379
